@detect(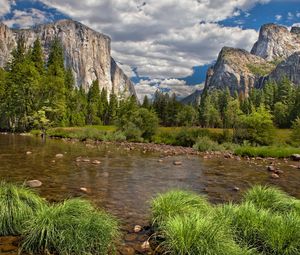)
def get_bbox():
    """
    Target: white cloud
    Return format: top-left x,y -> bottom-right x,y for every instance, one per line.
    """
0,0 -> 14,16
275,14 -> 282,21
134,78 -> 204,102
38,0 -> 266,79
3,8 -> 50,28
